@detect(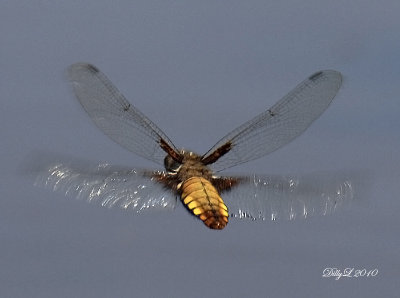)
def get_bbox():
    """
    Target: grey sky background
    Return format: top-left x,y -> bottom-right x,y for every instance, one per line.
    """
1,1 -> 399,297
